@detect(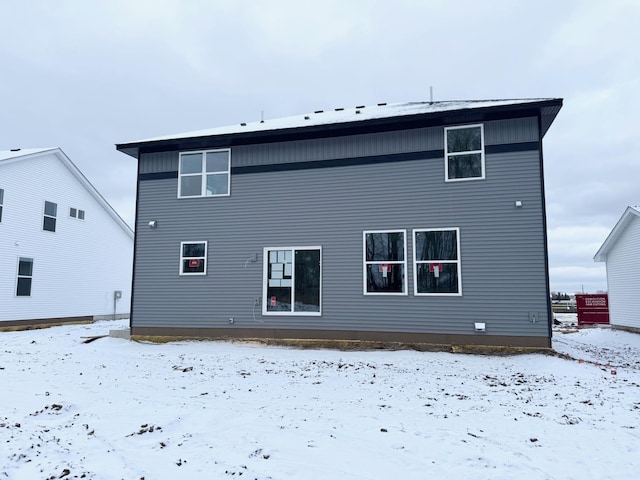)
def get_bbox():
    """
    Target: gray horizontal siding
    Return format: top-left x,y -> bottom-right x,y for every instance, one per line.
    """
133,143 -> 549,338
139,117 -> 539,174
